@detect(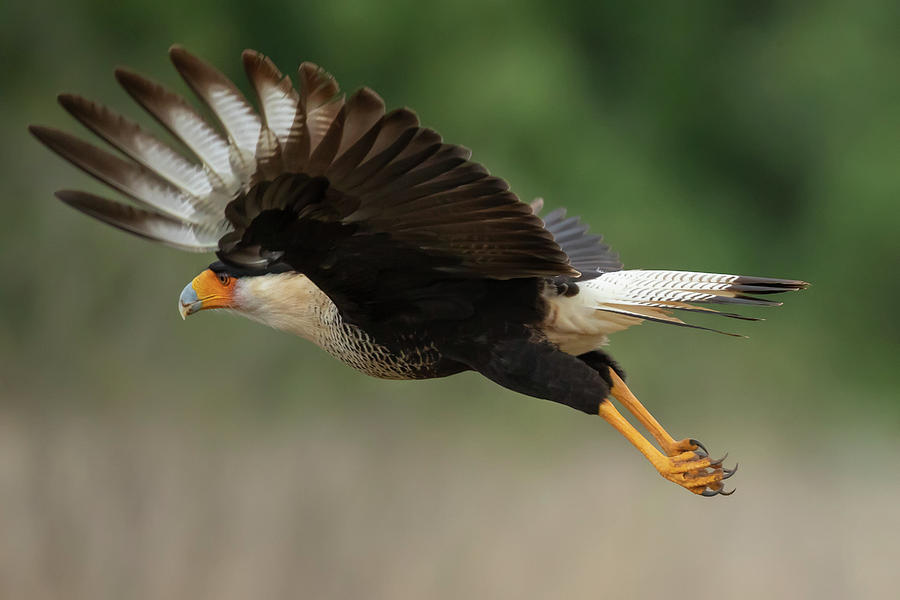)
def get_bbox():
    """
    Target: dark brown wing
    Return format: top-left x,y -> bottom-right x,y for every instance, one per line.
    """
31,46 -> 577,324
223,53 -> 574,279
